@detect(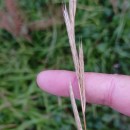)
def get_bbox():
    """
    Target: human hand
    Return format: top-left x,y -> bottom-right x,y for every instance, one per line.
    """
37,70 -> 130,117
